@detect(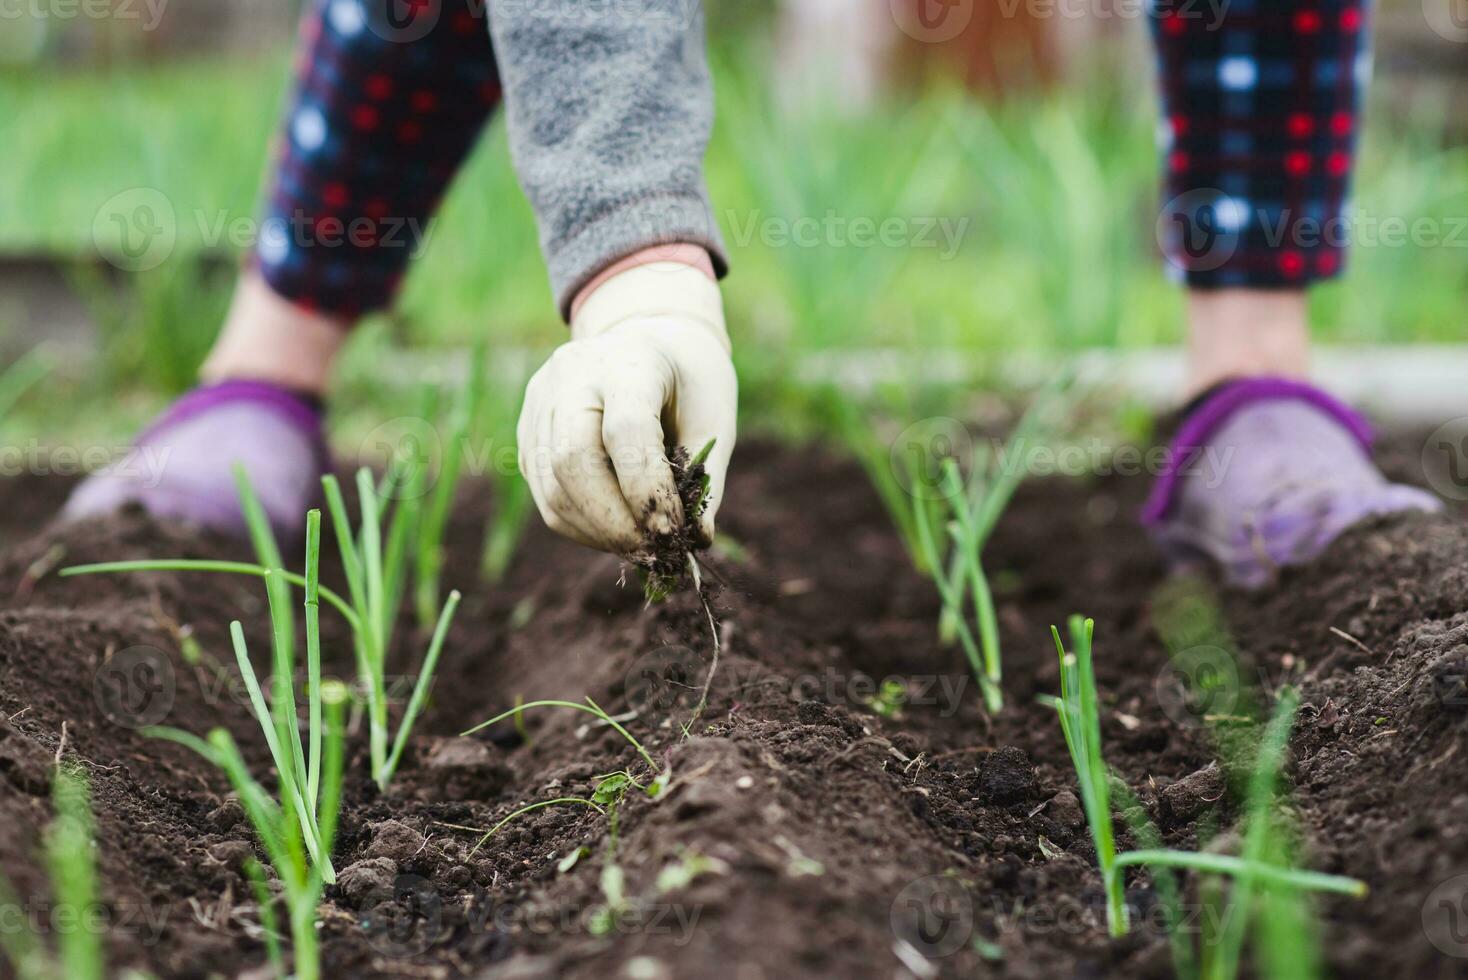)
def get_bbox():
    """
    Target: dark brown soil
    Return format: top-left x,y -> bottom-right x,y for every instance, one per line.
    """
1,433 -> 1465,979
